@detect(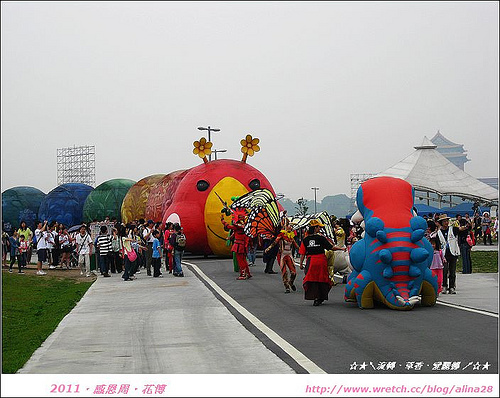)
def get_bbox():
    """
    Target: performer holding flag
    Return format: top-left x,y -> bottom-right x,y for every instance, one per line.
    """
220,209 -> 252,280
